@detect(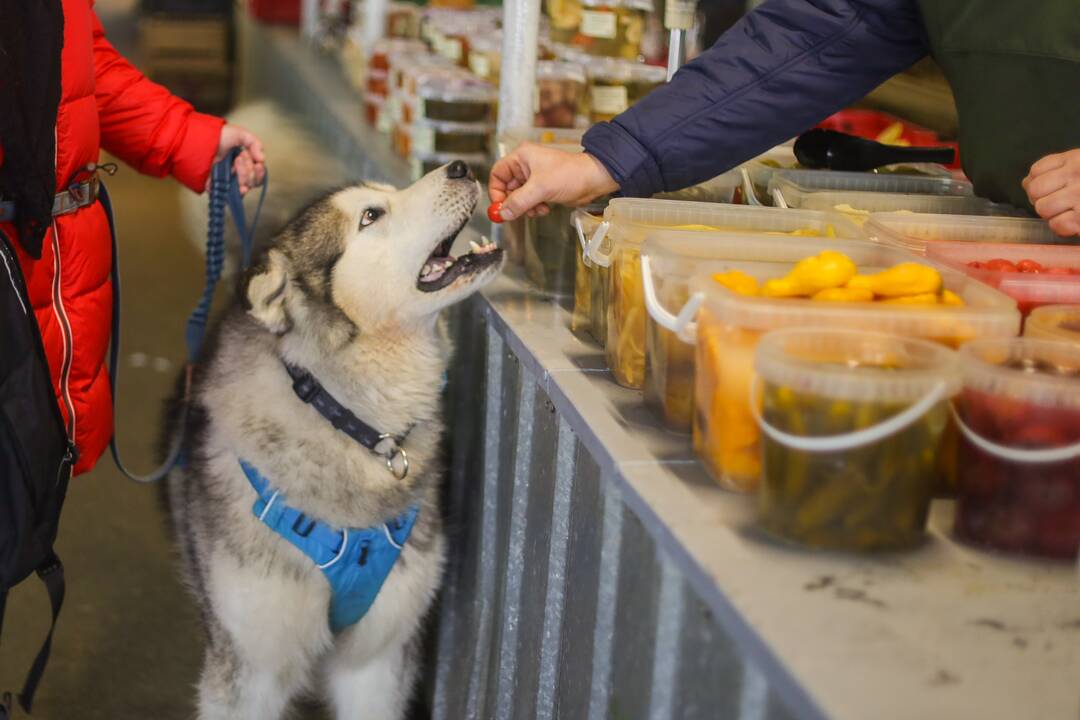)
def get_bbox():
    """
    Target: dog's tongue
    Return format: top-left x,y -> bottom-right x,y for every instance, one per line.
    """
421,257 -> 454,283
